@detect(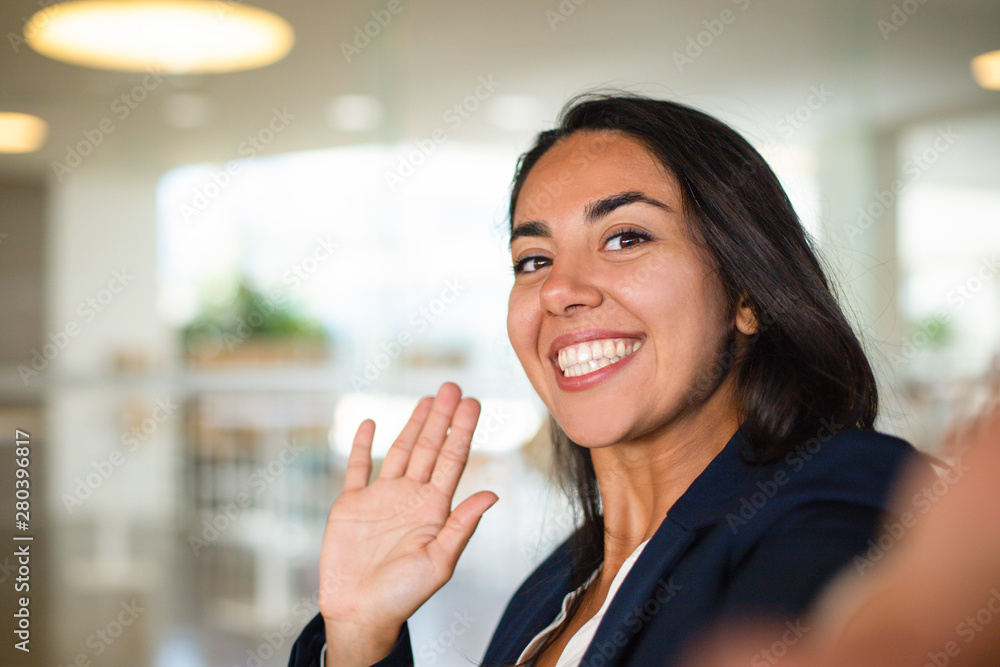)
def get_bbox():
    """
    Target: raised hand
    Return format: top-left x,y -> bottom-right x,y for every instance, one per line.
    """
318,382 -> 499,666
686,394 -> 1000,667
